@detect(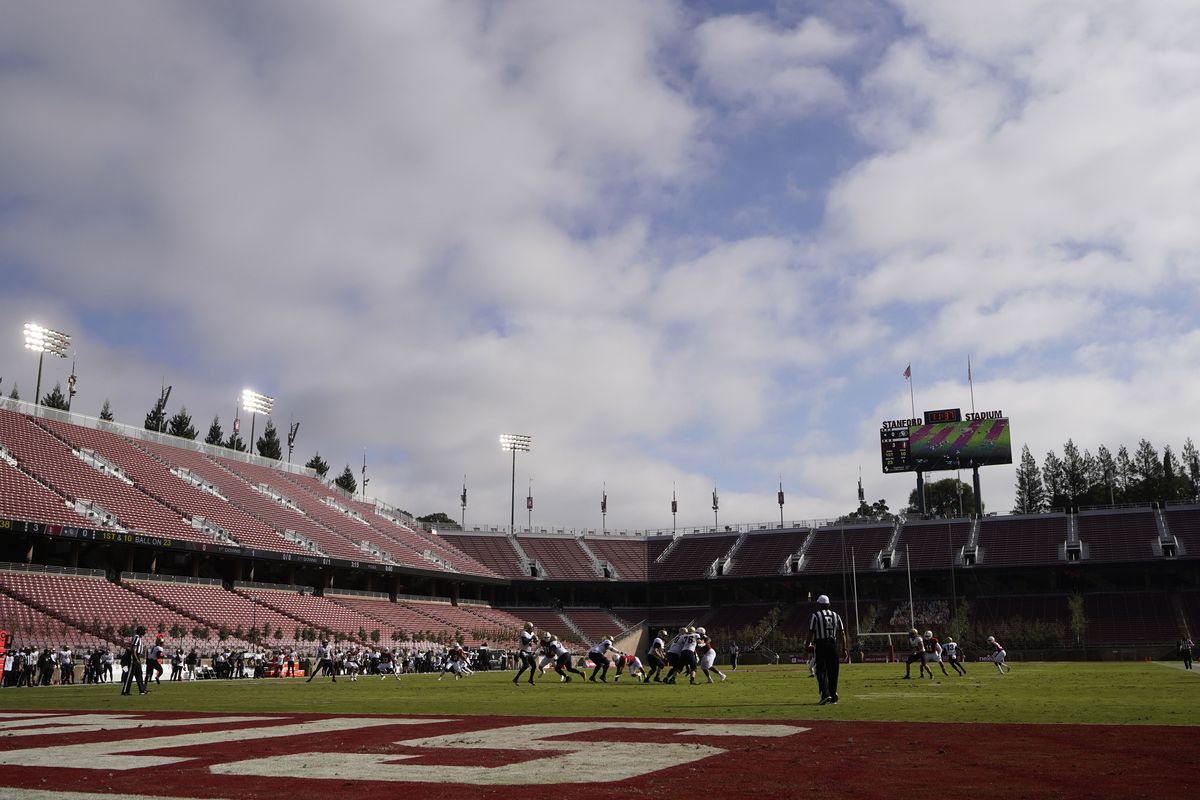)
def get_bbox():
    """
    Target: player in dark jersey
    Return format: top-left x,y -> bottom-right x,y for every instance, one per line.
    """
513,622 -> 538,686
